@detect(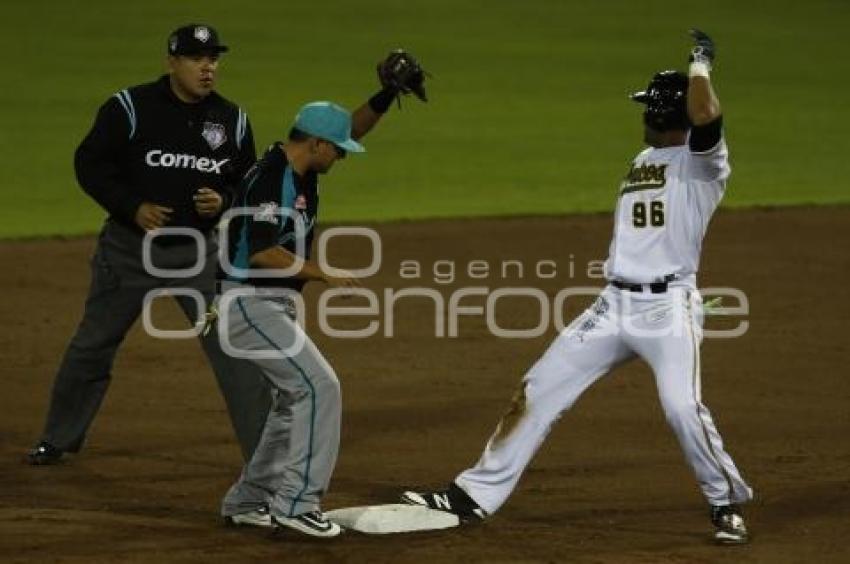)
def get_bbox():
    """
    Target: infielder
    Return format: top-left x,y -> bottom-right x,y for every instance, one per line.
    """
28,24 -> 270,465
214,52 -> 428,538
403,30 -> 753,544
